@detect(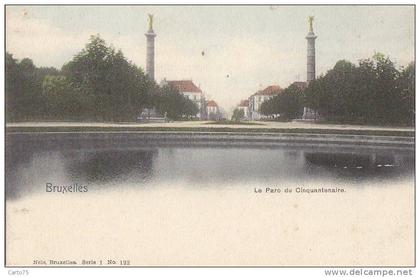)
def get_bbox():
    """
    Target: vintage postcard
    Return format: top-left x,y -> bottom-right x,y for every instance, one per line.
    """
4,4 -> 415,269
